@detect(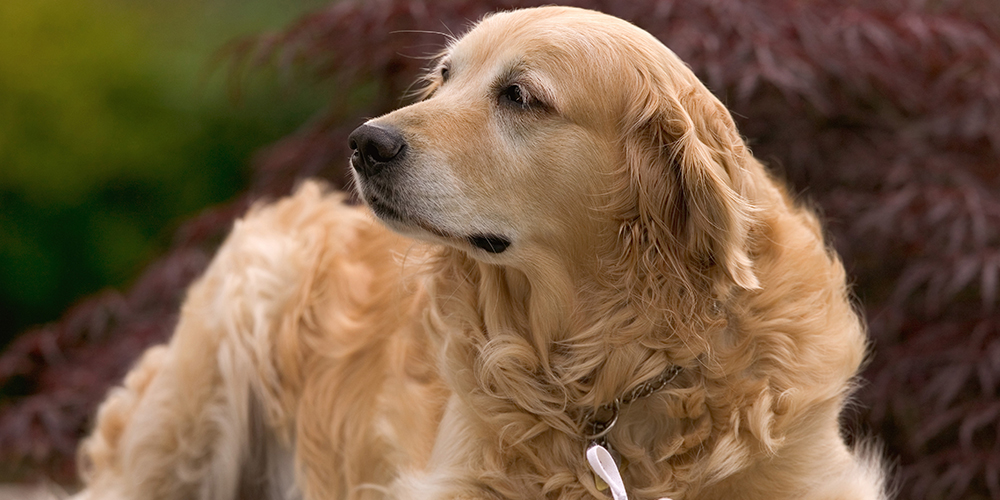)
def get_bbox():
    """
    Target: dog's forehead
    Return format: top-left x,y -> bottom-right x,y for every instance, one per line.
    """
445,9 -> 635,96
448,19 -> 579,74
